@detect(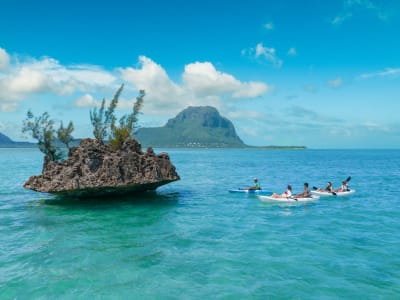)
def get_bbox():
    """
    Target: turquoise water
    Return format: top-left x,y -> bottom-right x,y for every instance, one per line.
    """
1,148 -> 399,299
